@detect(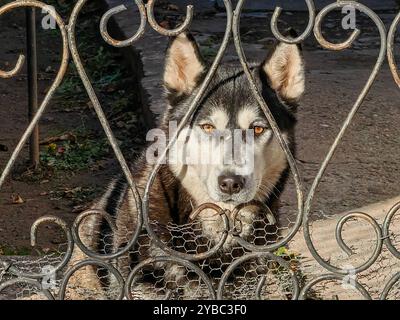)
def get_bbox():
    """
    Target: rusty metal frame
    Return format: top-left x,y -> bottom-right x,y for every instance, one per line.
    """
1,0 -> 400,300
